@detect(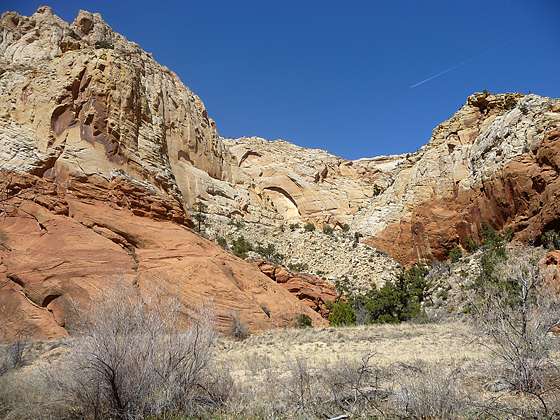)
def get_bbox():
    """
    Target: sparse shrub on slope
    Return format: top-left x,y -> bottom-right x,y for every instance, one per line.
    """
231,235 -> 253,259
295,314 -> 313,328
304,222 -> 315,232
192,201 -> 207,232
289,223 -> 300,231
448,245 -> 462,263
0,339 -> 26,377
255,242 -> 284,264
287,262 -> 309,273
230,311 -> 250,340
540,229 -> 560,250
216,235 -> 227,249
